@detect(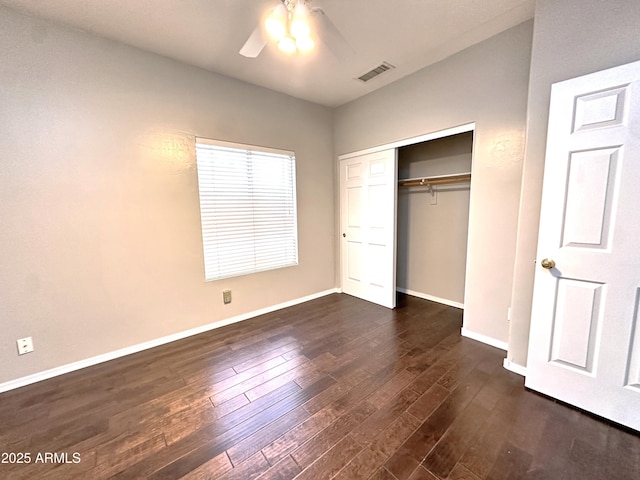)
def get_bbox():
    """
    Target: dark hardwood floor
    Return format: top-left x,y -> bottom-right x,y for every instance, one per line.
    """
1,293 -> 639,479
